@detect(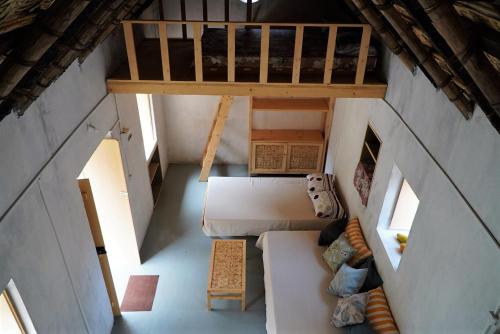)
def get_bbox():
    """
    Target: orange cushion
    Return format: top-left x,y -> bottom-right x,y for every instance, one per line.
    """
345,217 -> 372,265
366,287 -> 399,334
